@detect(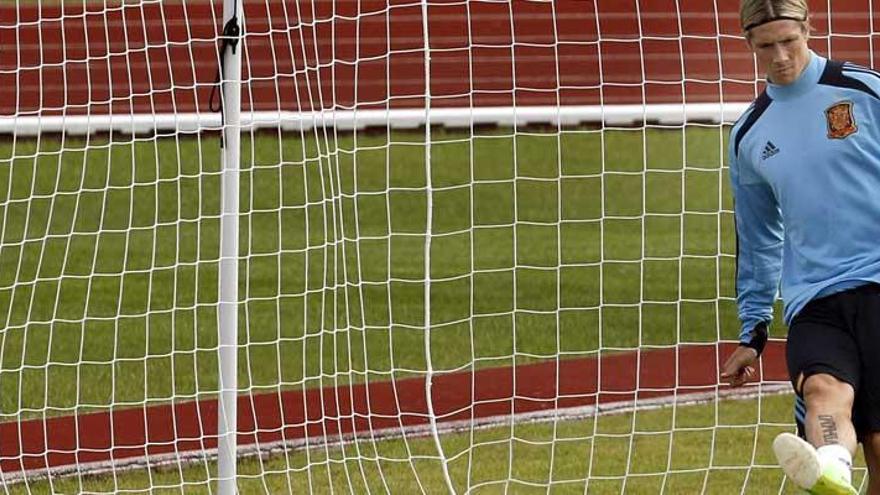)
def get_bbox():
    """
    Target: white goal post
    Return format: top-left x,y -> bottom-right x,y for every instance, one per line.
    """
0,1 -> 874,493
